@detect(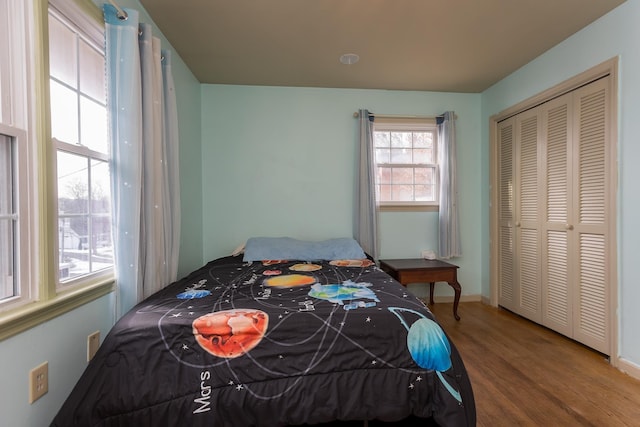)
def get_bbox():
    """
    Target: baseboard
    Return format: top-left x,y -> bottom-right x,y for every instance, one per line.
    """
431,294 -> 482,303
616,357 -> 640,381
